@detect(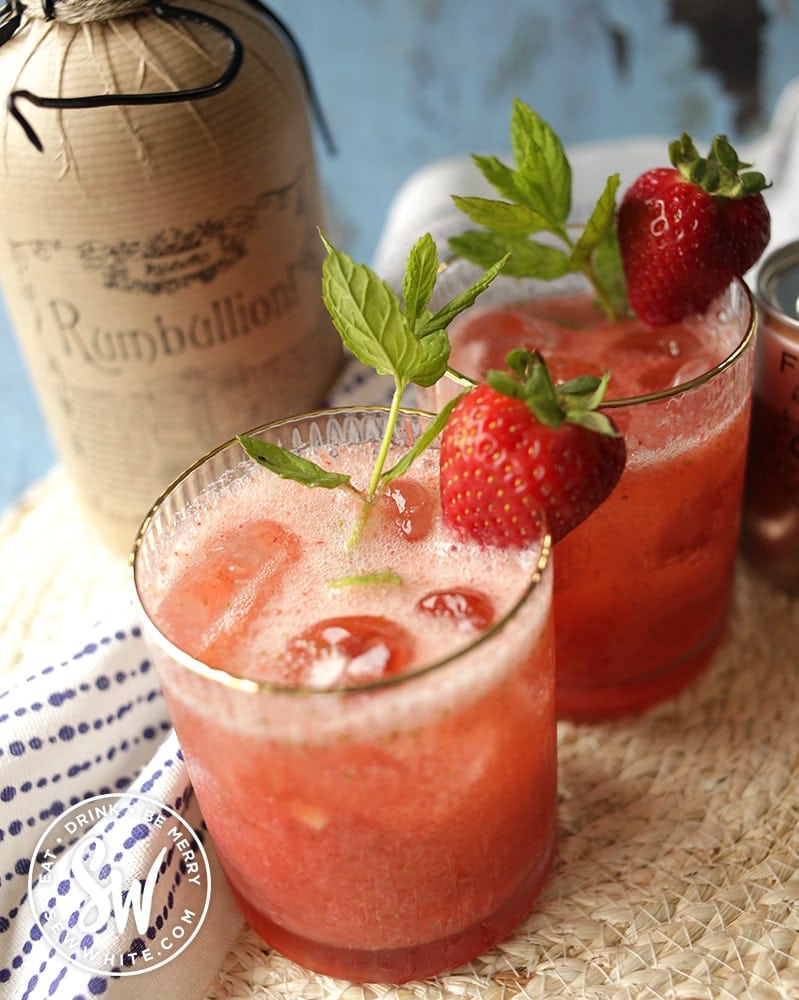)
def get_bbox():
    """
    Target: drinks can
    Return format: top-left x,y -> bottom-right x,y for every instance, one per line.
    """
741,240 -> 799,591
